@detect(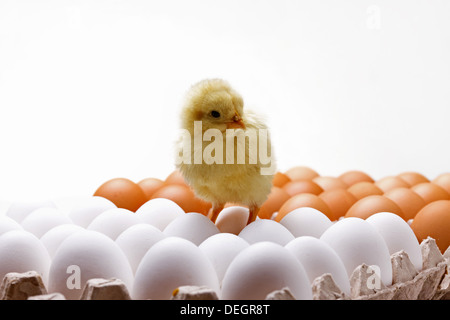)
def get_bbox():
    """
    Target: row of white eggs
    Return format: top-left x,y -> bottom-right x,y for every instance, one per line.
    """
0,196 -> 423,299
